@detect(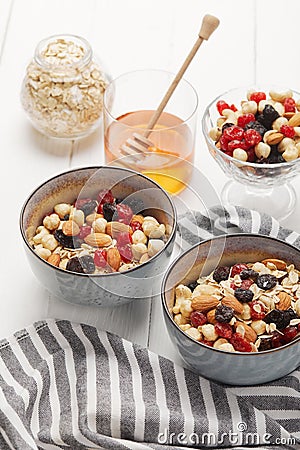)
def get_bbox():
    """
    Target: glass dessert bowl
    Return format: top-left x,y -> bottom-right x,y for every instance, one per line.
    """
202,86 -> 300,221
